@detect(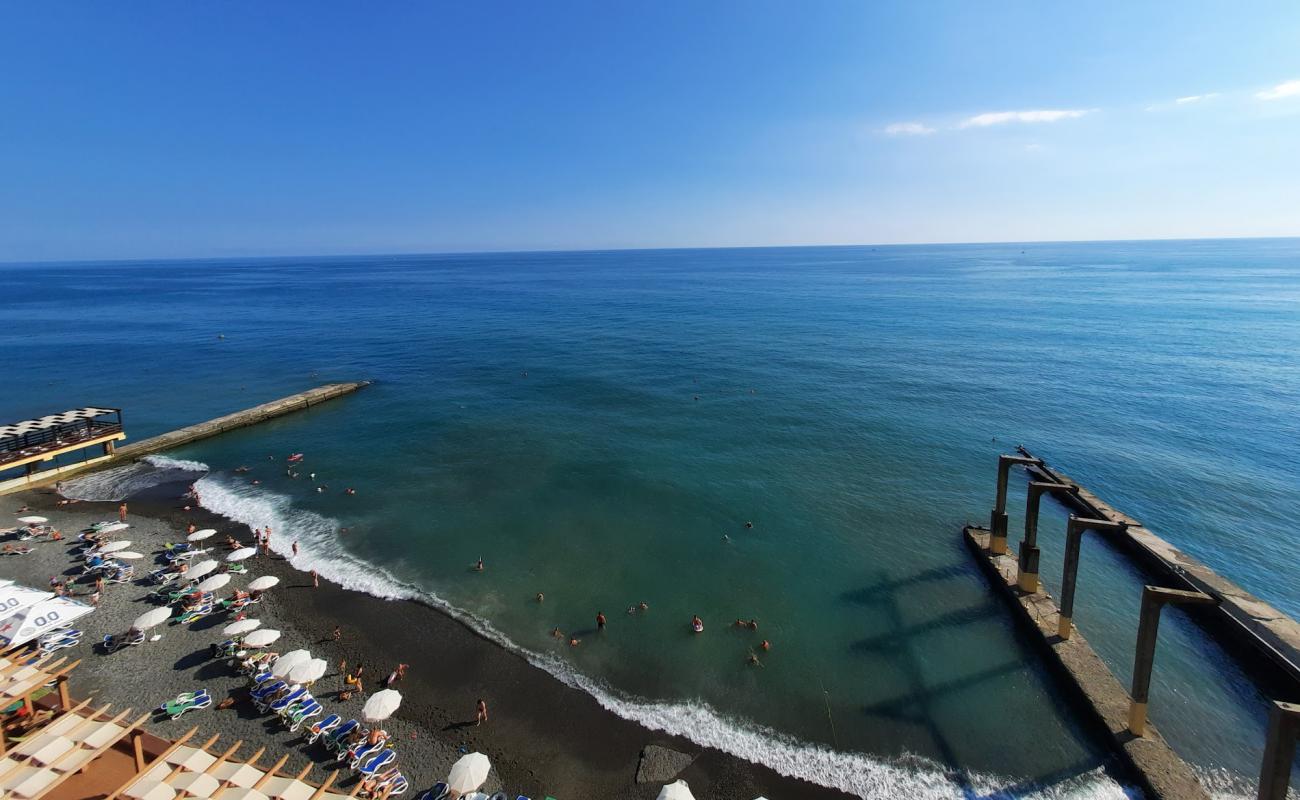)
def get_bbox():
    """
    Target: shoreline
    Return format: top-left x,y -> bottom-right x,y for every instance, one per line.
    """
4,485 -> 853,800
